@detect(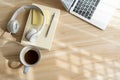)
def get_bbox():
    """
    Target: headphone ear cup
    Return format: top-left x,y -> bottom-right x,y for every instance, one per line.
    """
7,20 -> 19,34
29,33 -> 39,42
26,29 -> 37,41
